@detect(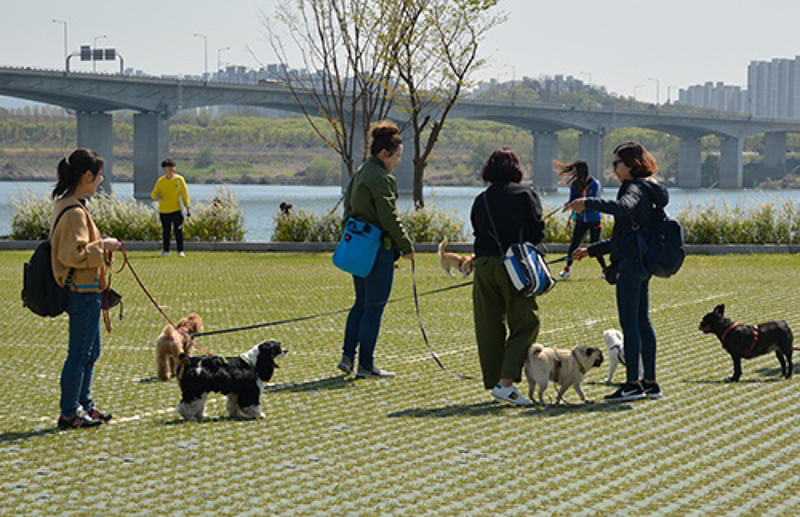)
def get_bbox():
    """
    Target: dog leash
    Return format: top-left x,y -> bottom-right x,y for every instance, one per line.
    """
117,245 -> 212,356
411,257 -> 477,381
191,280 -> 474,338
